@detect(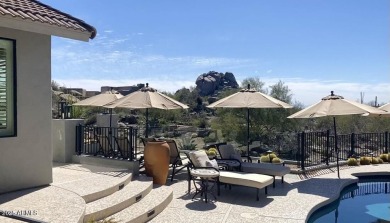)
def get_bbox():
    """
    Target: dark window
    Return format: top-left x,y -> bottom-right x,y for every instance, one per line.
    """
0,38 -> 16,137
